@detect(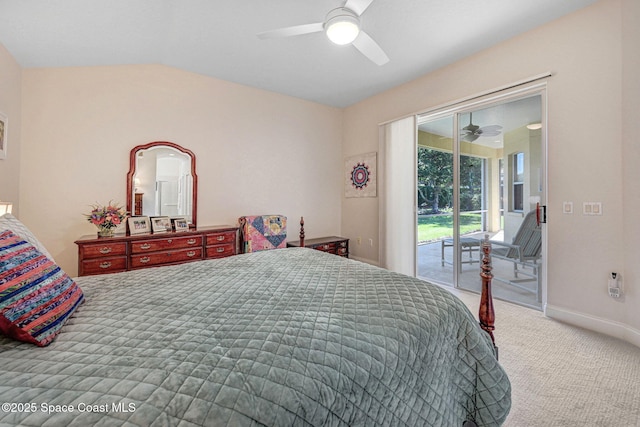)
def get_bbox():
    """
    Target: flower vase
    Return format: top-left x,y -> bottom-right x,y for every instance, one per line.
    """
97,226 -> 115,238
